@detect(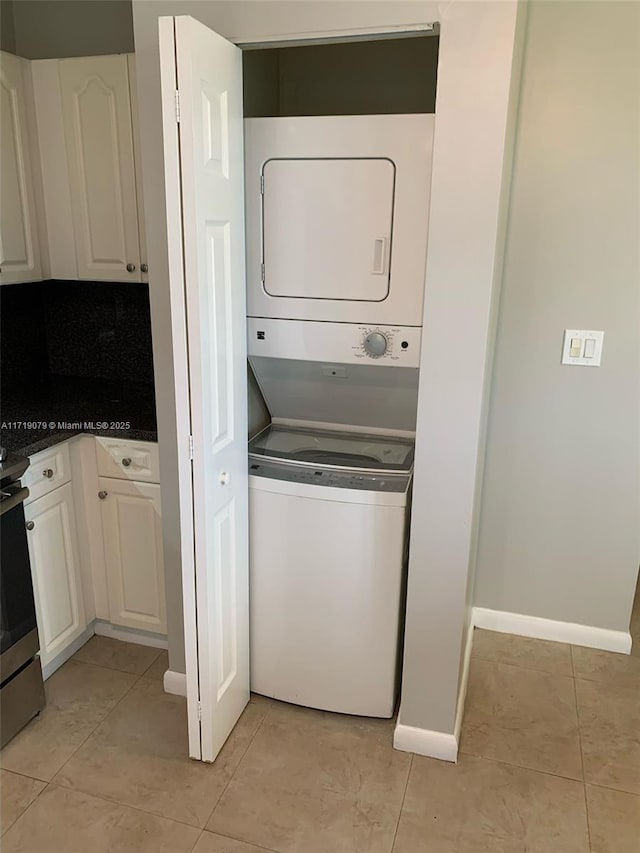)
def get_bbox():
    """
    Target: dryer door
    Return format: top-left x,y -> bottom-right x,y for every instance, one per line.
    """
262,158 -> 394,302
245,115 -> 435,326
